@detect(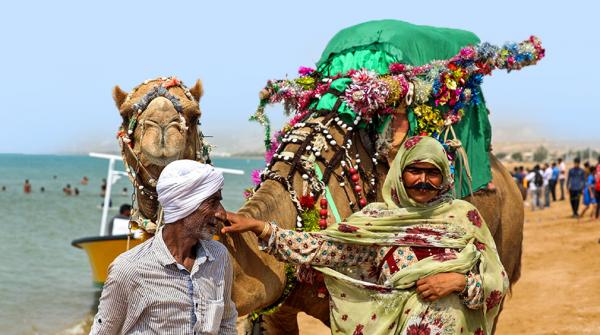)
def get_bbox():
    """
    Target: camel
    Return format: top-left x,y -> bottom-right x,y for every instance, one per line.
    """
108,77 -> 523,334
221,105 -> 524,334
112,77 -> 207,234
